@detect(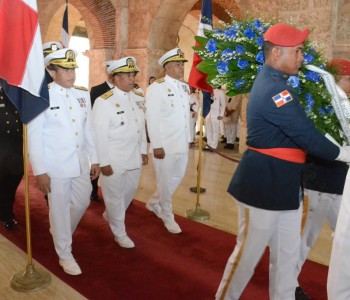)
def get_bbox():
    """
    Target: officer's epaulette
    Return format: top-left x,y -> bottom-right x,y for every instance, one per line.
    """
100,90 -> 113,100
74,85 -> 88,91
156,78 -> 165,83
132,88 -> 144,97
134,83 -> 140,89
